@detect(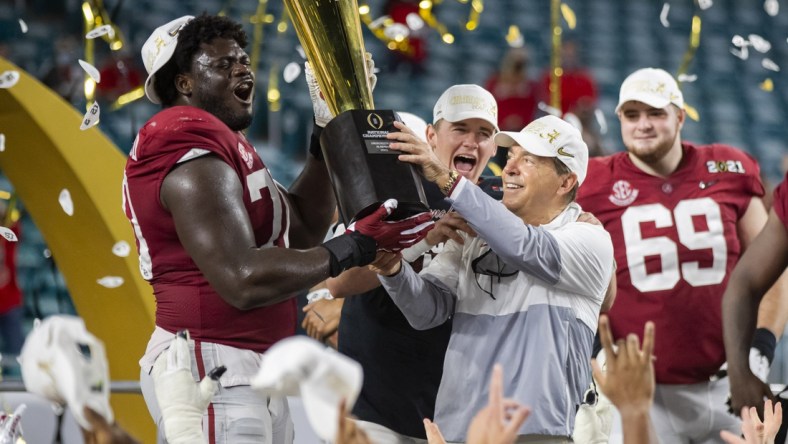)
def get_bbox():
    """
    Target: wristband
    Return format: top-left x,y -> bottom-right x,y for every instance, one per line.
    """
752,328 -> 777,364
321,231 -> 376,277
309,123 -> 324,160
